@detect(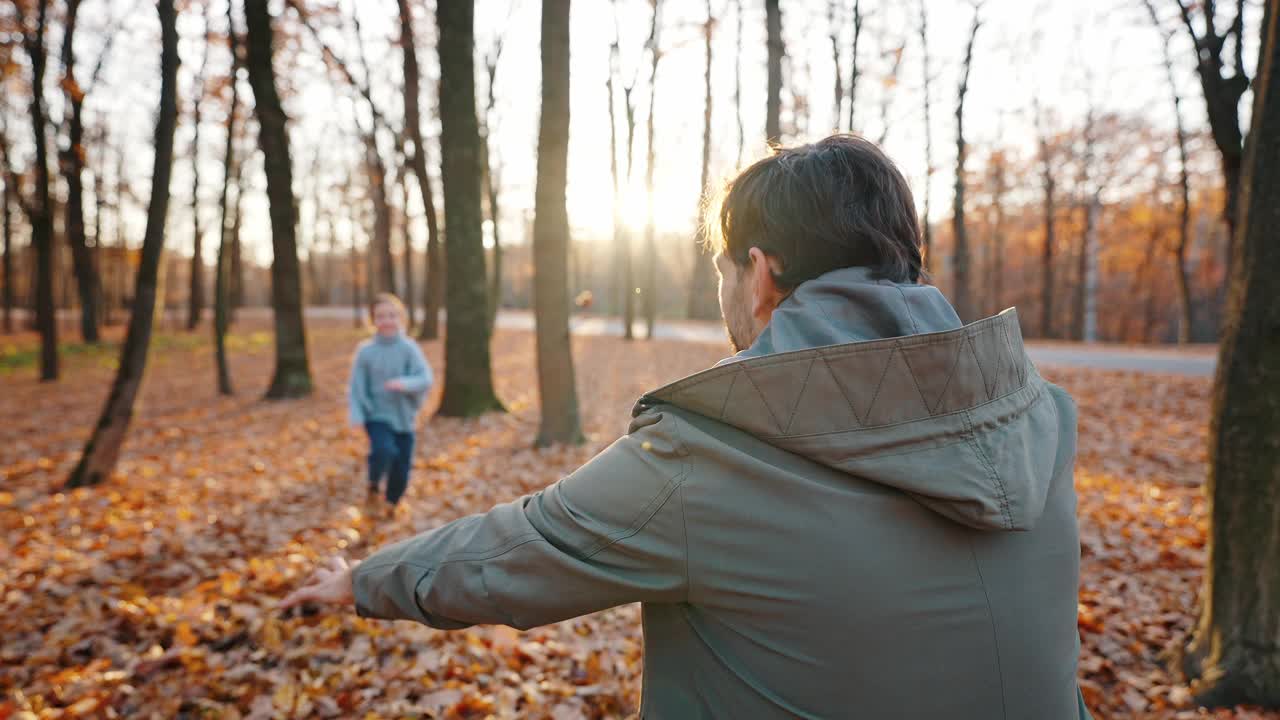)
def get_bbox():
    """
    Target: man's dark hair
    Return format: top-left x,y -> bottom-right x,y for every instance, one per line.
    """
710,134 -> 925,288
